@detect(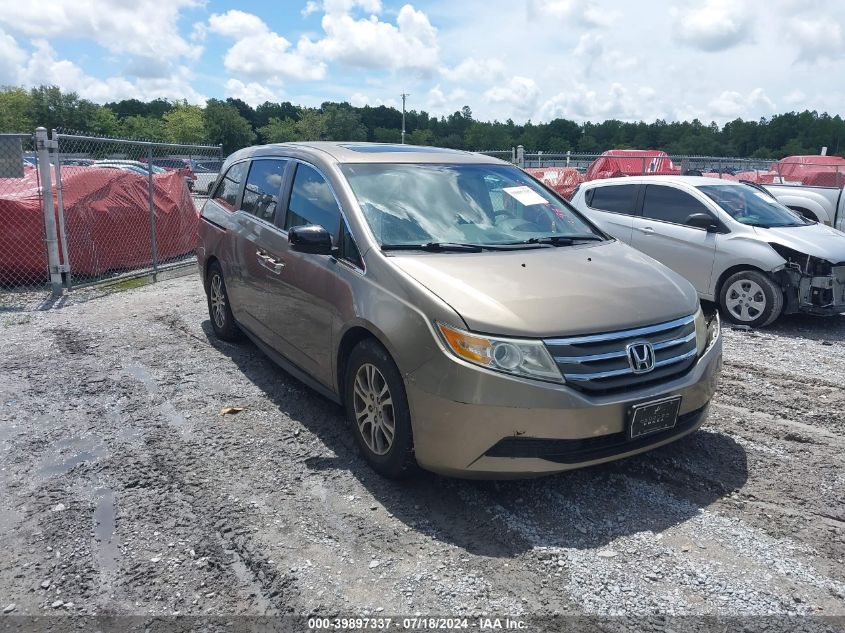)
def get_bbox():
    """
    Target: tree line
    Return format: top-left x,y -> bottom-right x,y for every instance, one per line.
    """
1,85 -> 843,158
